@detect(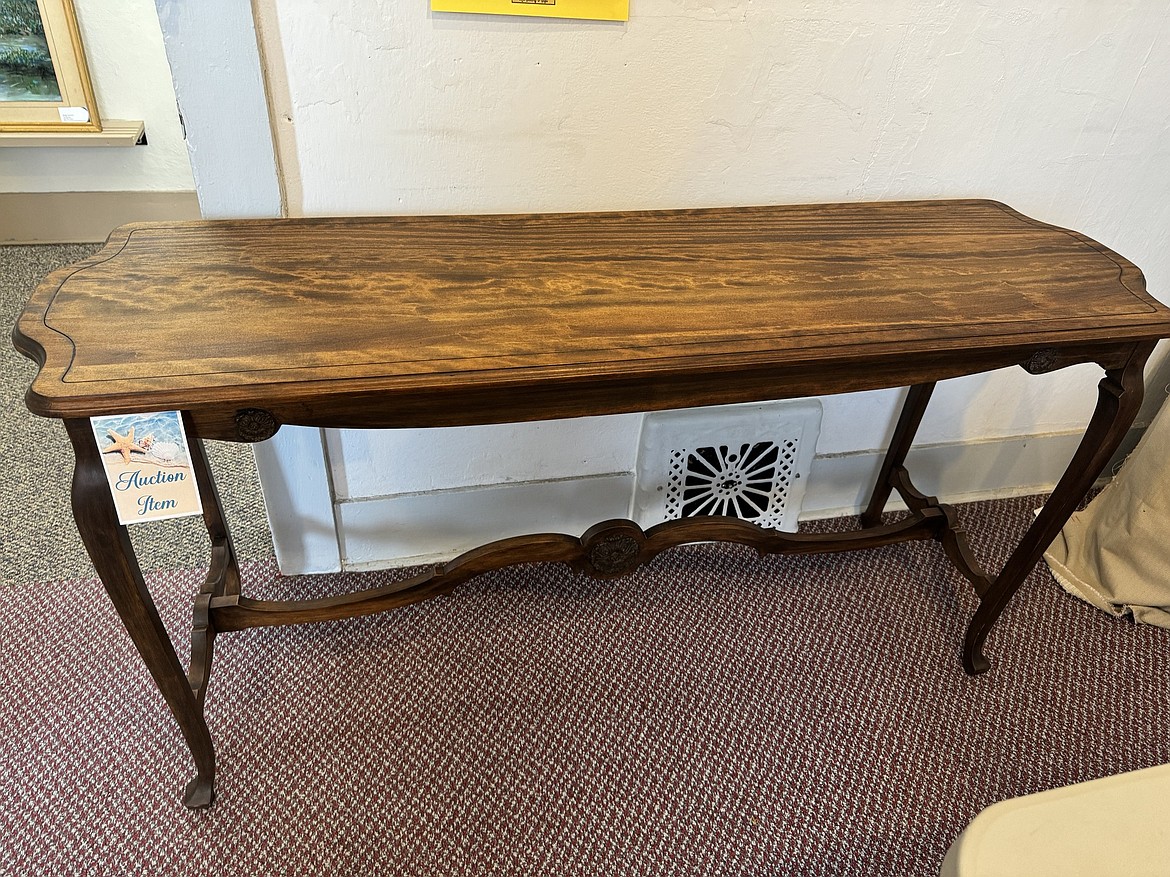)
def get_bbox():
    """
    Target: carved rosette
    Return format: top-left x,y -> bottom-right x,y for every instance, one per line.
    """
234,408 -> 280,442
587,534 -> 641,576
580,522 -> 647,579
1022,348 -> 1061,375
